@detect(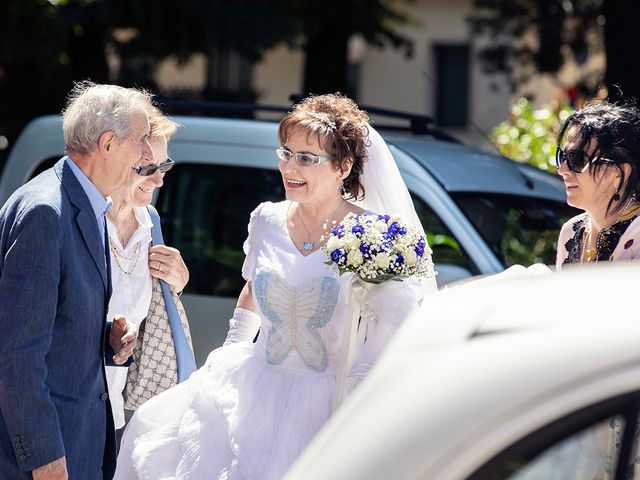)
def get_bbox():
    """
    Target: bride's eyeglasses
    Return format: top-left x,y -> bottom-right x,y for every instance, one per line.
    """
555,148 -> 615,173
276,147 -> 335,167
132,158 -> 175,176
